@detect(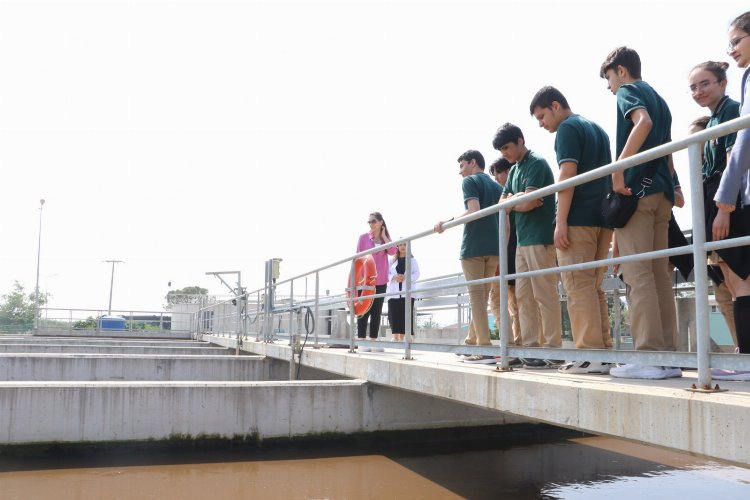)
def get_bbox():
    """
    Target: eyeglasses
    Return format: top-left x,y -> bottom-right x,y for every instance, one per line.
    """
689,80 -> 718,94
728,34 -> 750,53
367,220 -> 378,224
